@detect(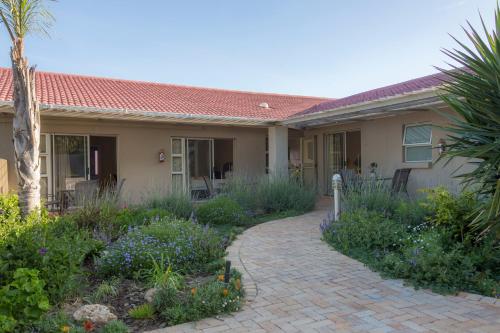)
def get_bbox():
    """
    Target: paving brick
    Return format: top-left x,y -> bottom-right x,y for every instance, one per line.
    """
147,200 -> 500,333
